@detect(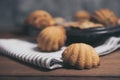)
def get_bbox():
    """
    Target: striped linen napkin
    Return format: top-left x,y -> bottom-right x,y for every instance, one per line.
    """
0,37 -> 120,69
